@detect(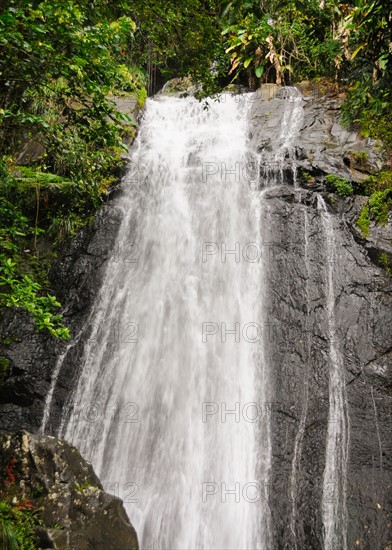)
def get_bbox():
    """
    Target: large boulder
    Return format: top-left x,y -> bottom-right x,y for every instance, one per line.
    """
0,431 -> 138,550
